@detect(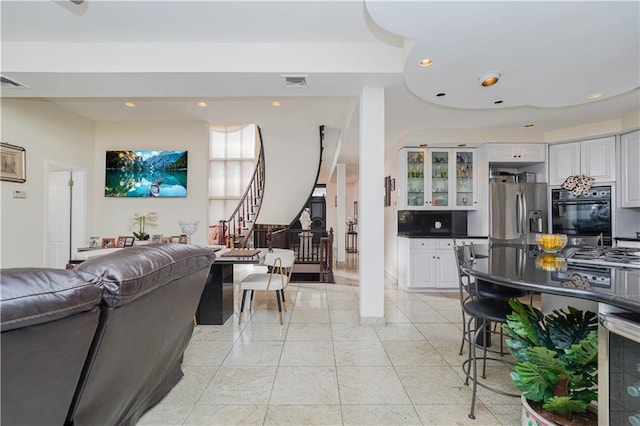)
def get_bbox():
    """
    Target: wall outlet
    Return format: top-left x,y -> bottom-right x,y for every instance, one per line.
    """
12,190 -> 27,199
